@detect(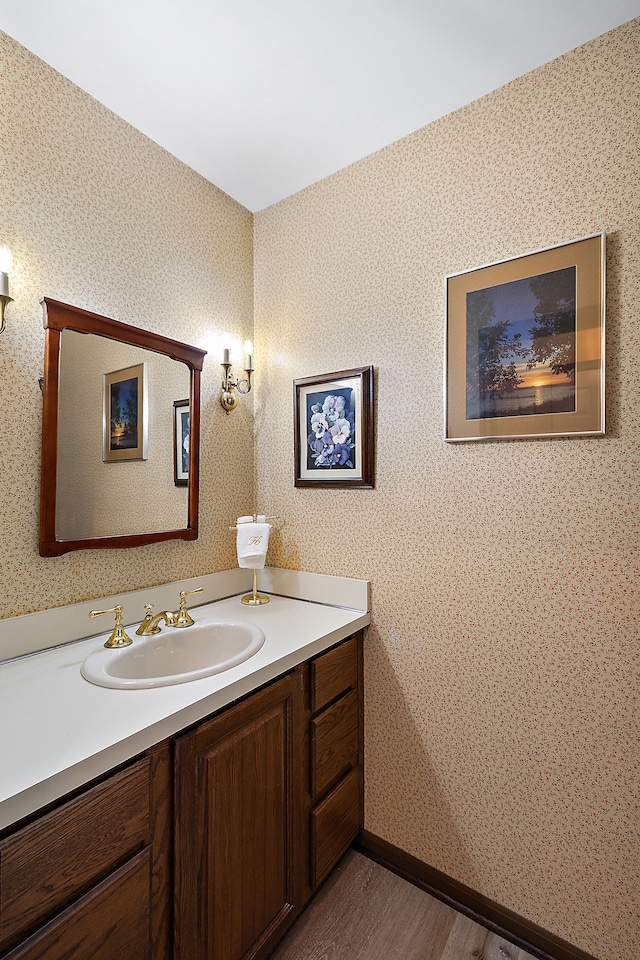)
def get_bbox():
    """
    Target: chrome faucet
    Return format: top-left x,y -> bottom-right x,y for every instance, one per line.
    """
136,587 -> 204,636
